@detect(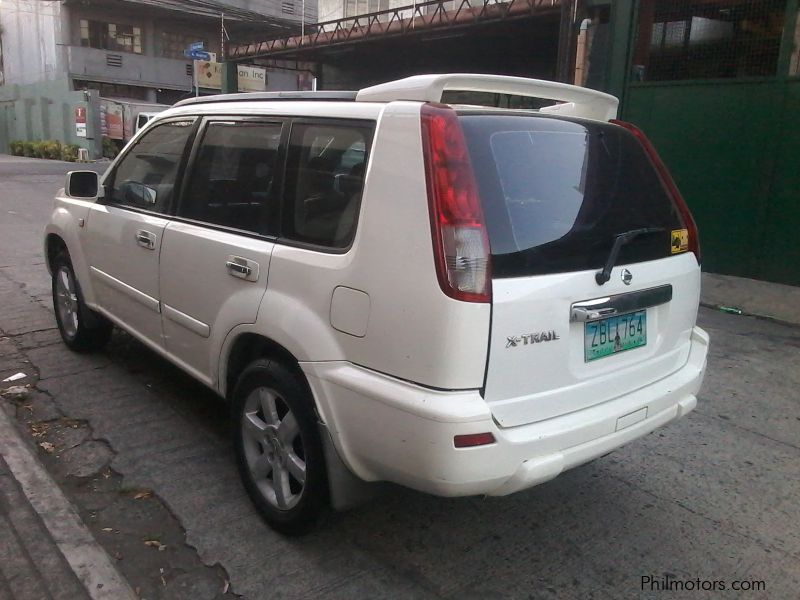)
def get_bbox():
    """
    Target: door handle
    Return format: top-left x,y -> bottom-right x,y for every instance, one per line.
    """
135,230 -> 156,250
226,256 -> 259,281
226,260 -> 251,277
